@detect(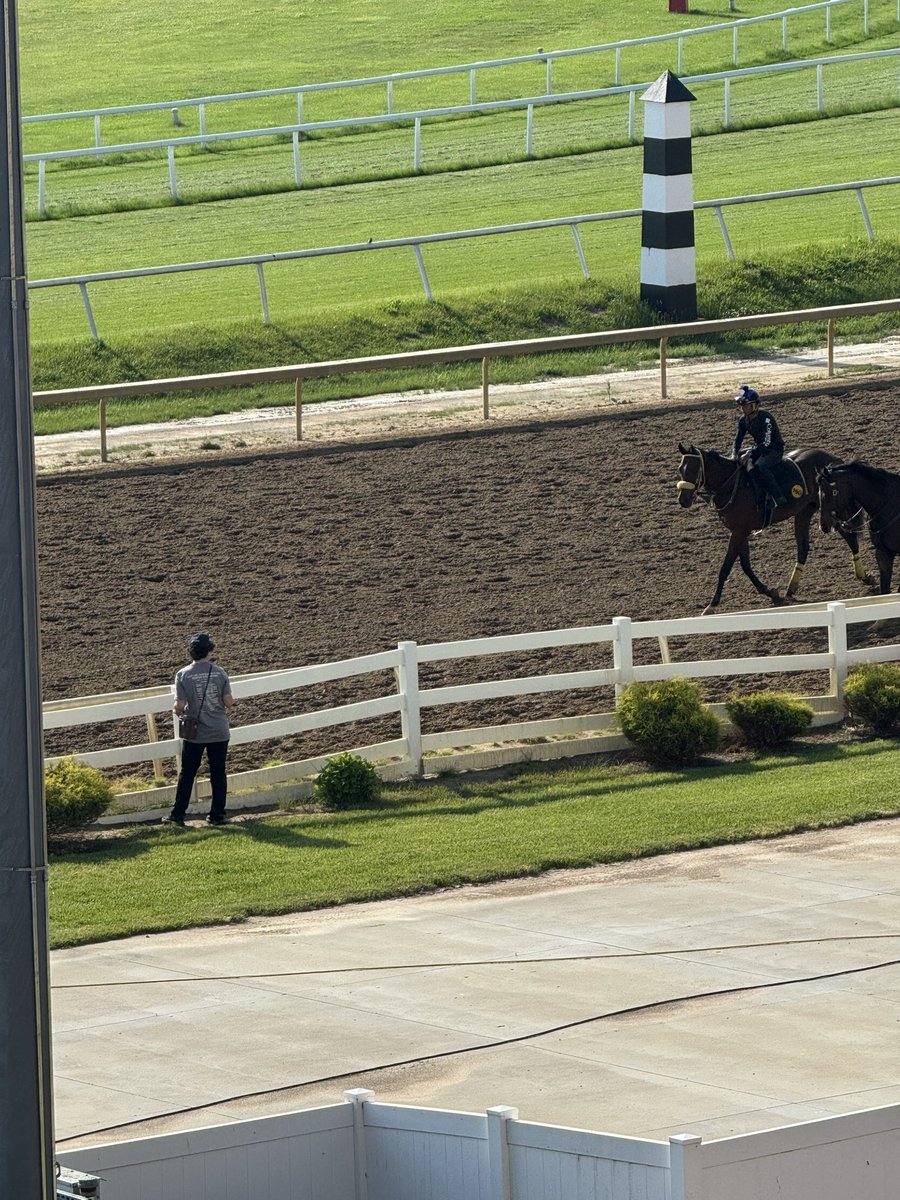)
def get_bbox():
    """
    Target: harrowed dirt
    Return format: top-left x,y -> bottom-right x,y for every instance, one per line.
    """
35,343 -> 900,775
